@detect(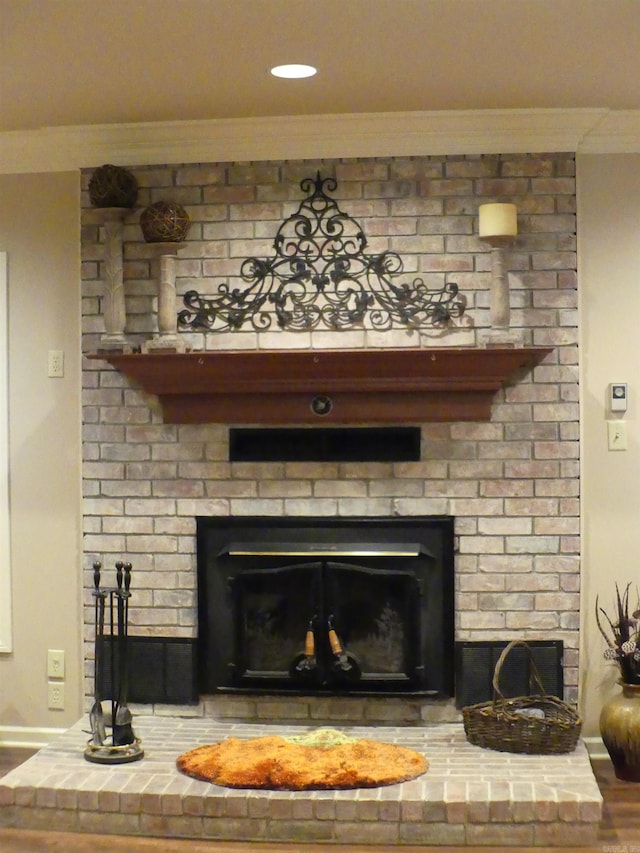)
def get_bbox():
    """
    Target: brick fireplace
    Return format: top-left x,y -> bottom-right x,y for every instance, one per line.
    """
81,153 -> 580,715
0,151 -> 596,849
